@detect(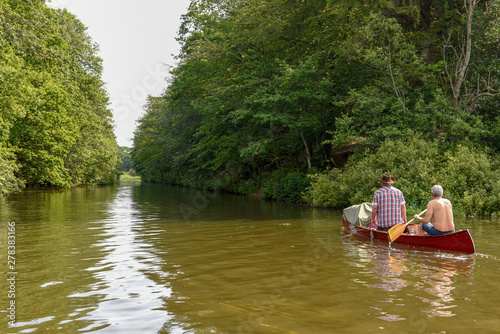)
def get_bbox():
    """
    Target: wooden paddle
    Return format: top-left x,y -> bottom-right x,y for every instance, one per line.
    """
388,209 -> 427,242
